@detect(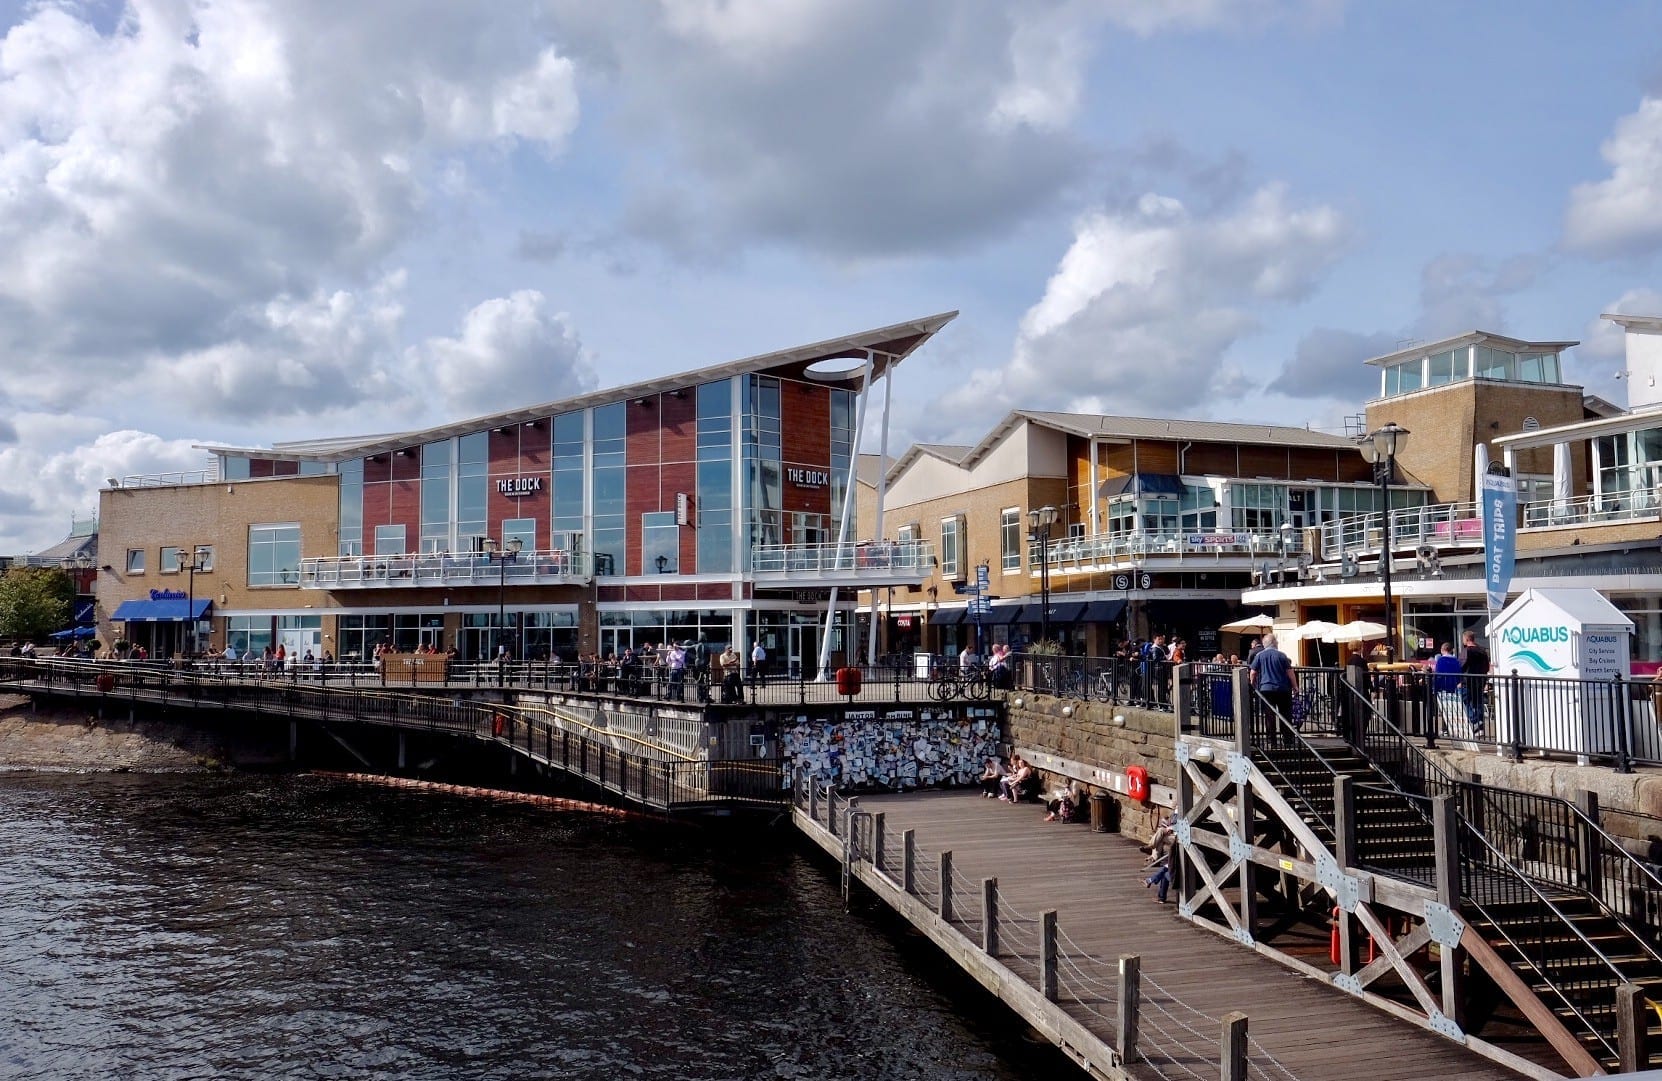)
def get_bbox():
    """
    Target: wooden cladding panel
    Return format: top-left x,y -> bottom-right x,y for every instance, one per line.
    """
1129,441 -> 1179,474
